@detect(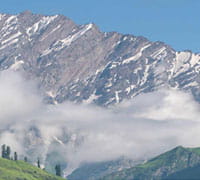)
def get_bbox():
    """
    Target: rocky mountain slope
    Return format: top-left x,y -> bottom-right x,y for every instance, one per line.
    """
0,11 -> 200,106
67,158 -> 140,180
101,146 -> 200,180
